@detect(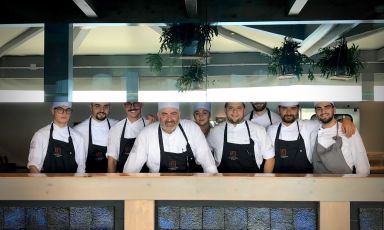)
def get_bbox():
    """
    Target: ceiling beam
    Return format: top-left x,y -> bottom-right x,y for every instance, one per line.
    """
73,27 -> 91,54
0,27 -> 43,57
377,47 -> 384,61
218,27 -> 273,55
288,0 -> 309,15
73,0 -> 97,18
298,24 -> 335,54
302,23 -> 359,57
